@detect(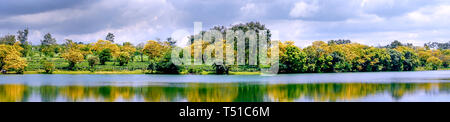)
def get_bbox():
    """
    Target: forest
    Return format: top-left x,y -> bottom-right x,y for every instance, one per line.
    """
0,22 -> 449,74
